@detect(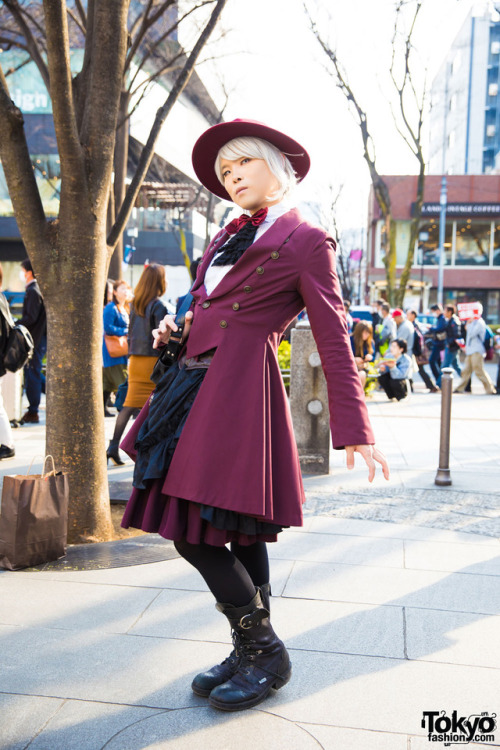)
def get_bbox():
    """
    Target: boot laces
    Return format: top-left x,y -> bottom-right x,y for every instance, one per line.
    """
238,637 -> 264,675
221,630 -> 241,666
